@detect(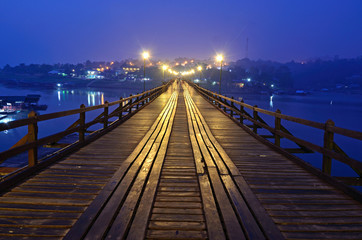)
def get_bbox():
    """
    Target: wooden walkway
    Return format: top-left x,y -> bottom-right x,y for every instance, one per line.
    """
0,81 -> 361,239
